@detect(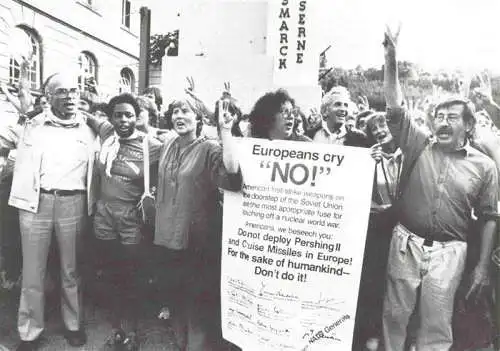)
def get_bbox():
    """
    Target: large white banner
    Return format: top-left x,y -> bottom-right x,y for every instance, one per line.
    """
221,138 -> 375,351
